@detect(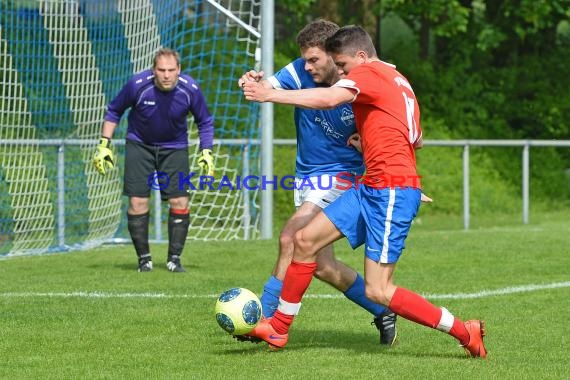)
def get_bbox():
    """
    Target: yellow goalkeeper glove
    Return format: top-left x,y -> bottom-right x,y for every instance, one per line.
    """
93,137 -> 115,175
197,148 -> 215,176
